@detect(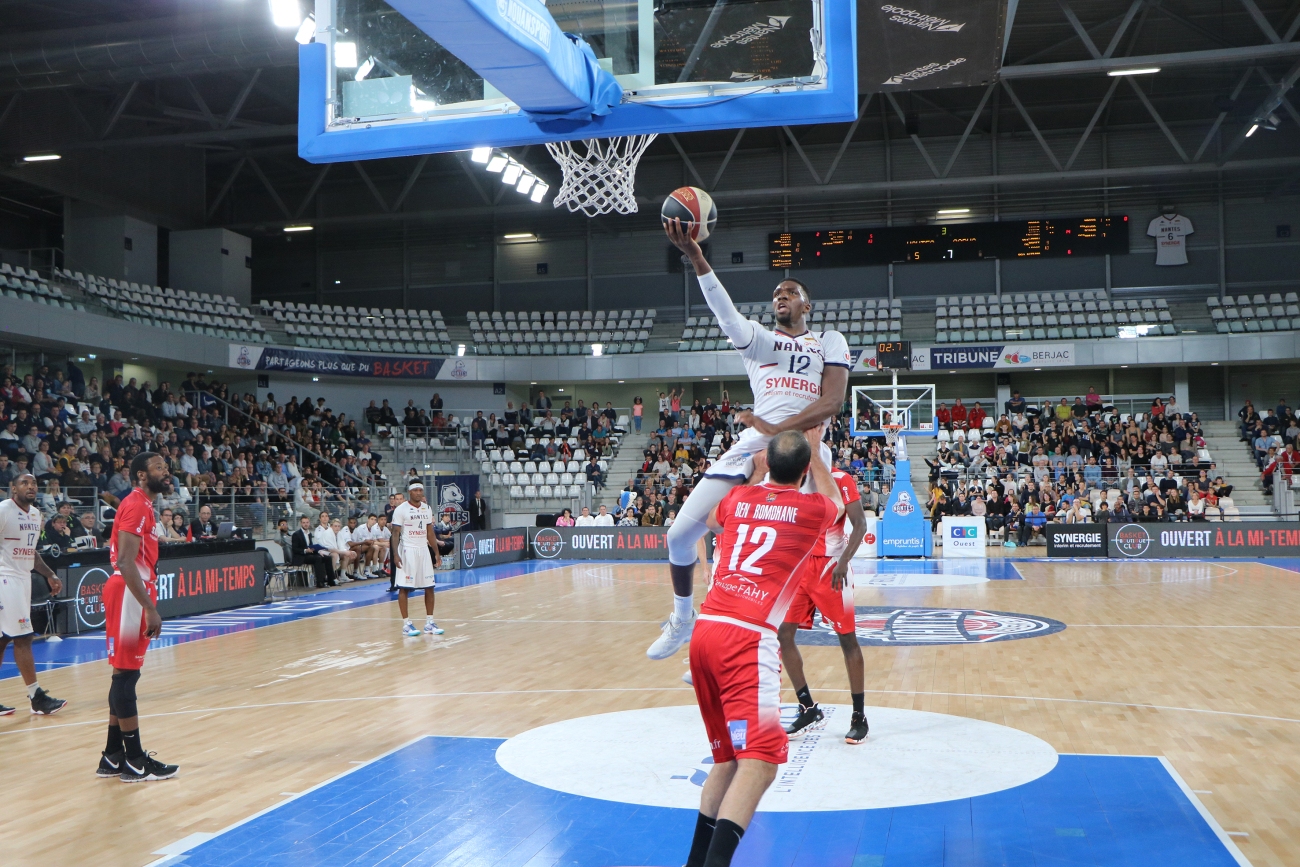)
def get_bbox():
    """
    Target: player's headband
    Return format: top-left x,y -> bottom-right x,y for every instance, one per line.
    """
408,482 -> 424,491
